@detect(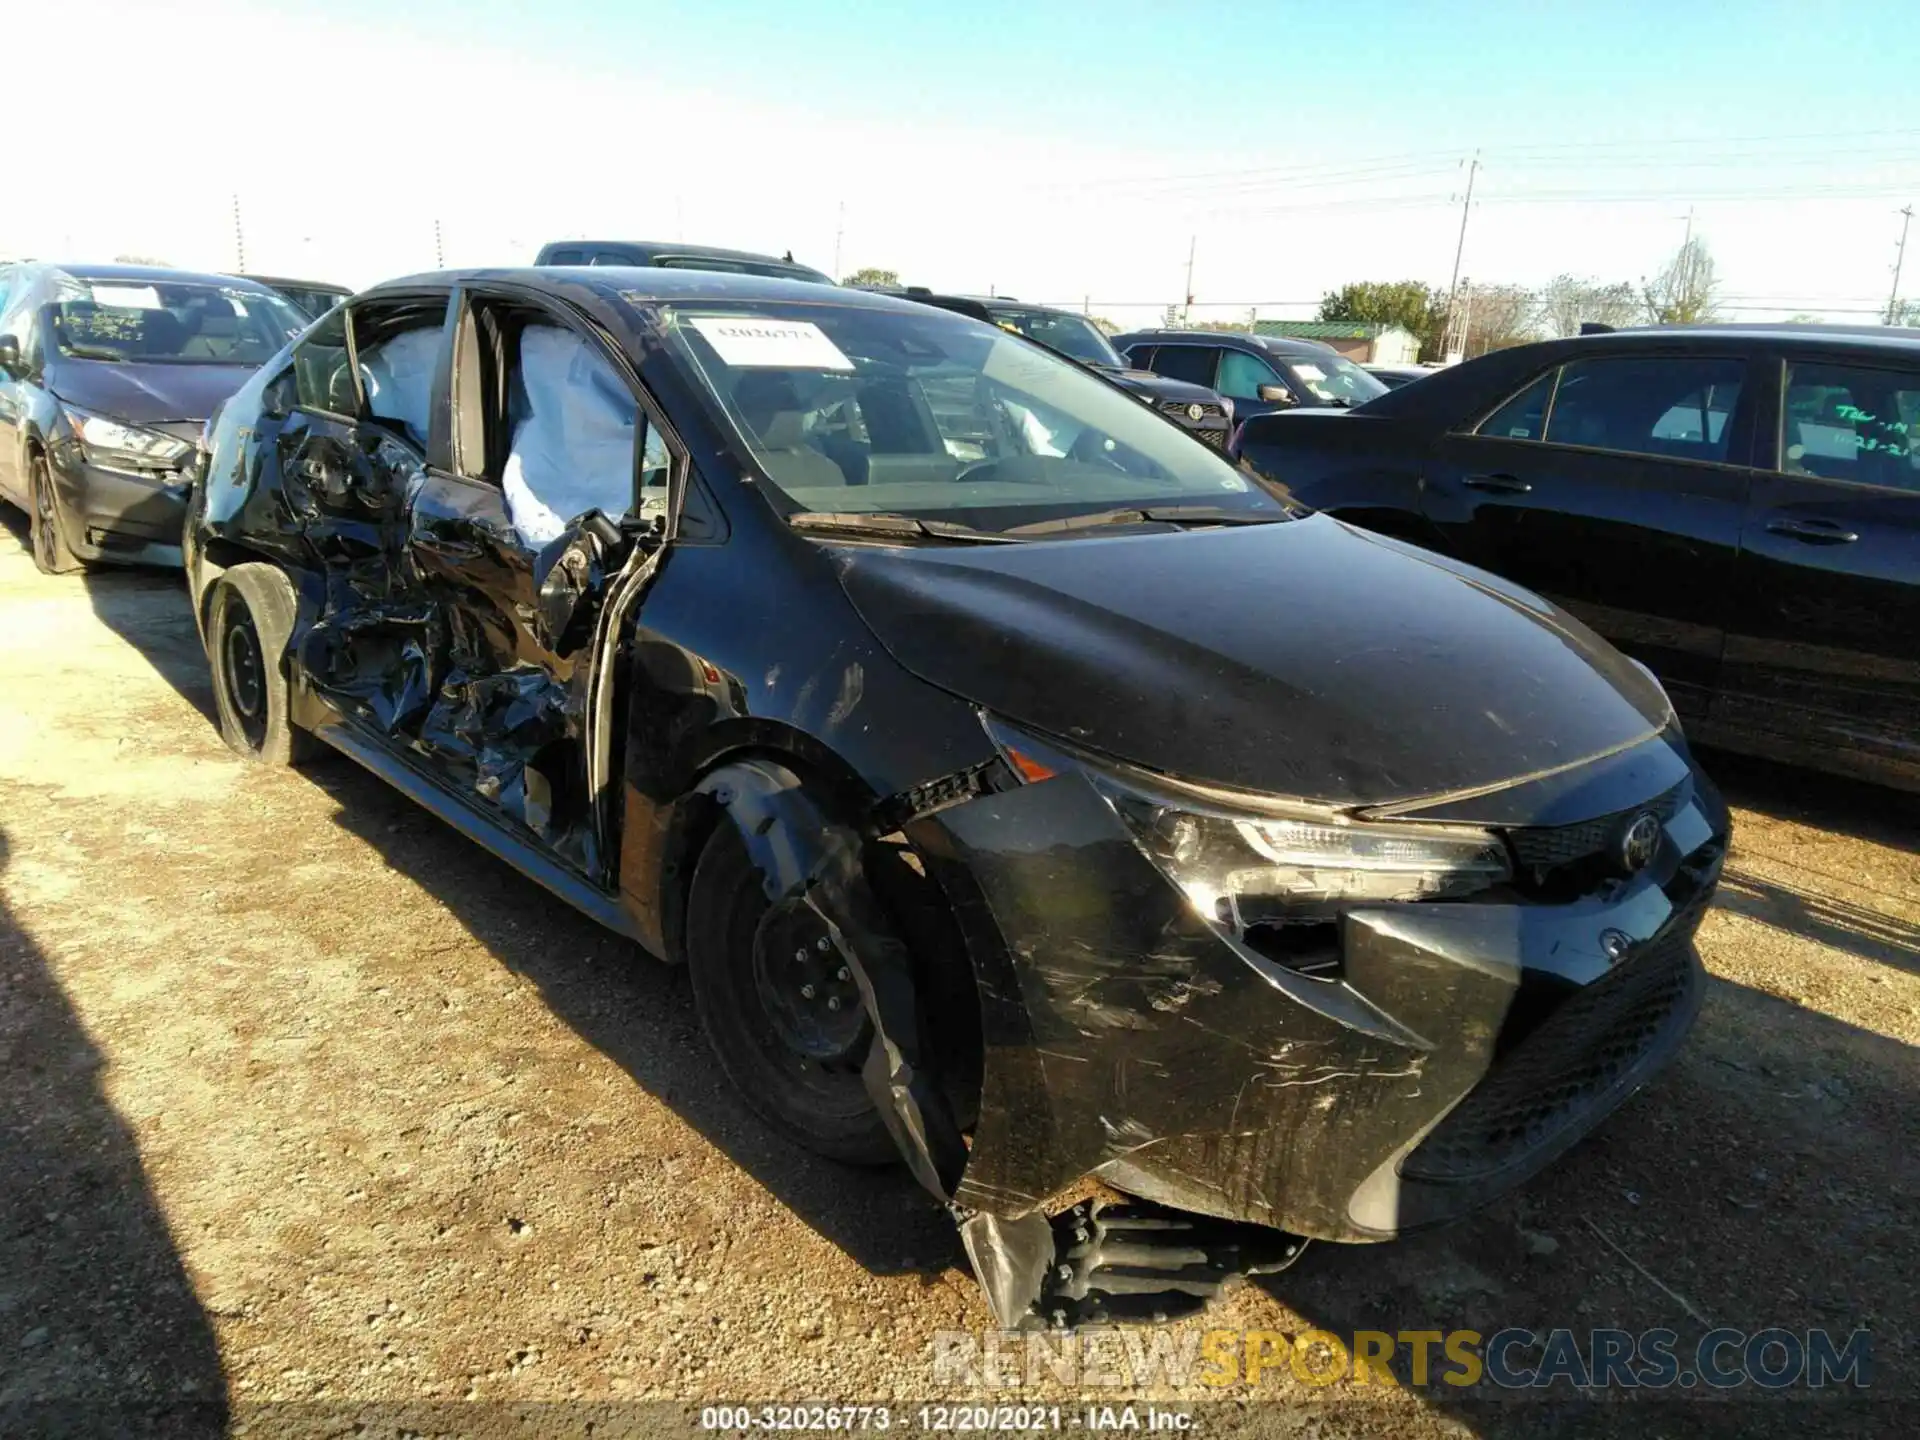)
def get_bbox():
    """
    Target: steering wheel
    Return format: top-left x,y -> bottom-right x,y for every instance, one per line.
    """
952,457 -> 1052,487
